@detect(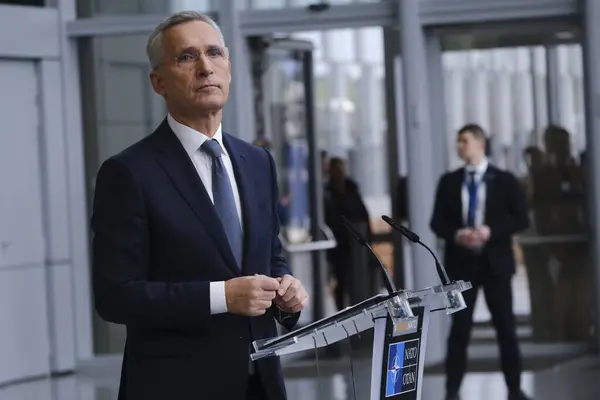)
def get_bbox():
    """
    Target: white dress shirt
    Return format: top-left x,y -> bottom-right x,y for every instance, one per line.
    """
168,114 -> 242,315
461,158 -> 488,227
